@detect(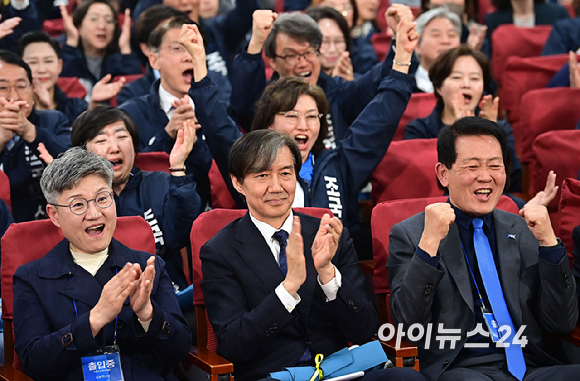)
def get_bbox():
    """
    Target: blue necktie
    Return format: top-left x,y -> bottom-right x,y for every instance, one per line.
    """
272,229 -> 312,363
273,230 -> 289,275
473,218 -> 526,380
